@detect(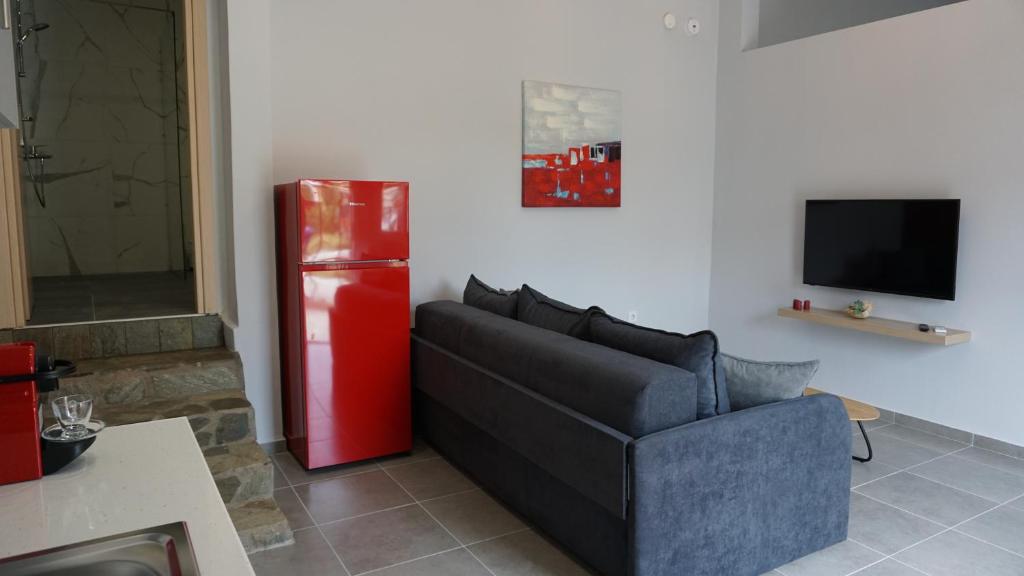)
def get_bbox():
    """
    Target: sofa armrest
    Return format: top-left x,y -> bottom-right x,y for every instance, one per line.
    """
628,394 -> 851,576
